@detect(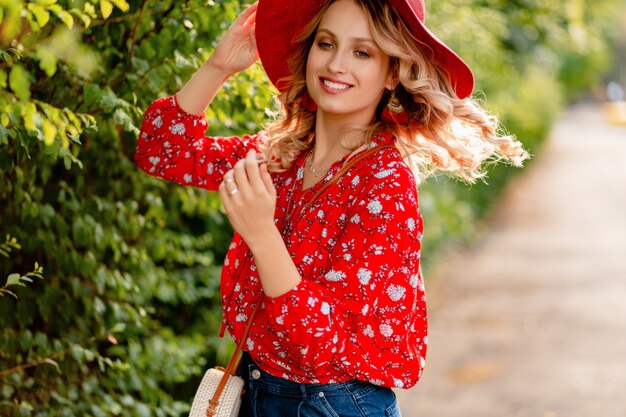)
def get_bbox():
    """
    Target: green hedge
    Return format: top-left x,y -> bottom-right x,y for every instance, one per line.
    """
1,0 -> 623,415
